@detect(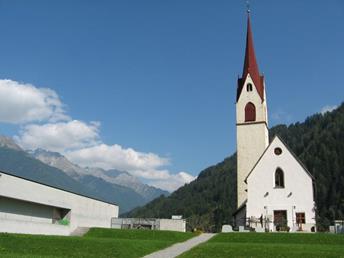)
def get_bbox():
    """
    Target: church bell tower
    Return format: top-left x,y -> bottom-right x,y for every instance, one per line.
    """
236,12 -> 269,208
